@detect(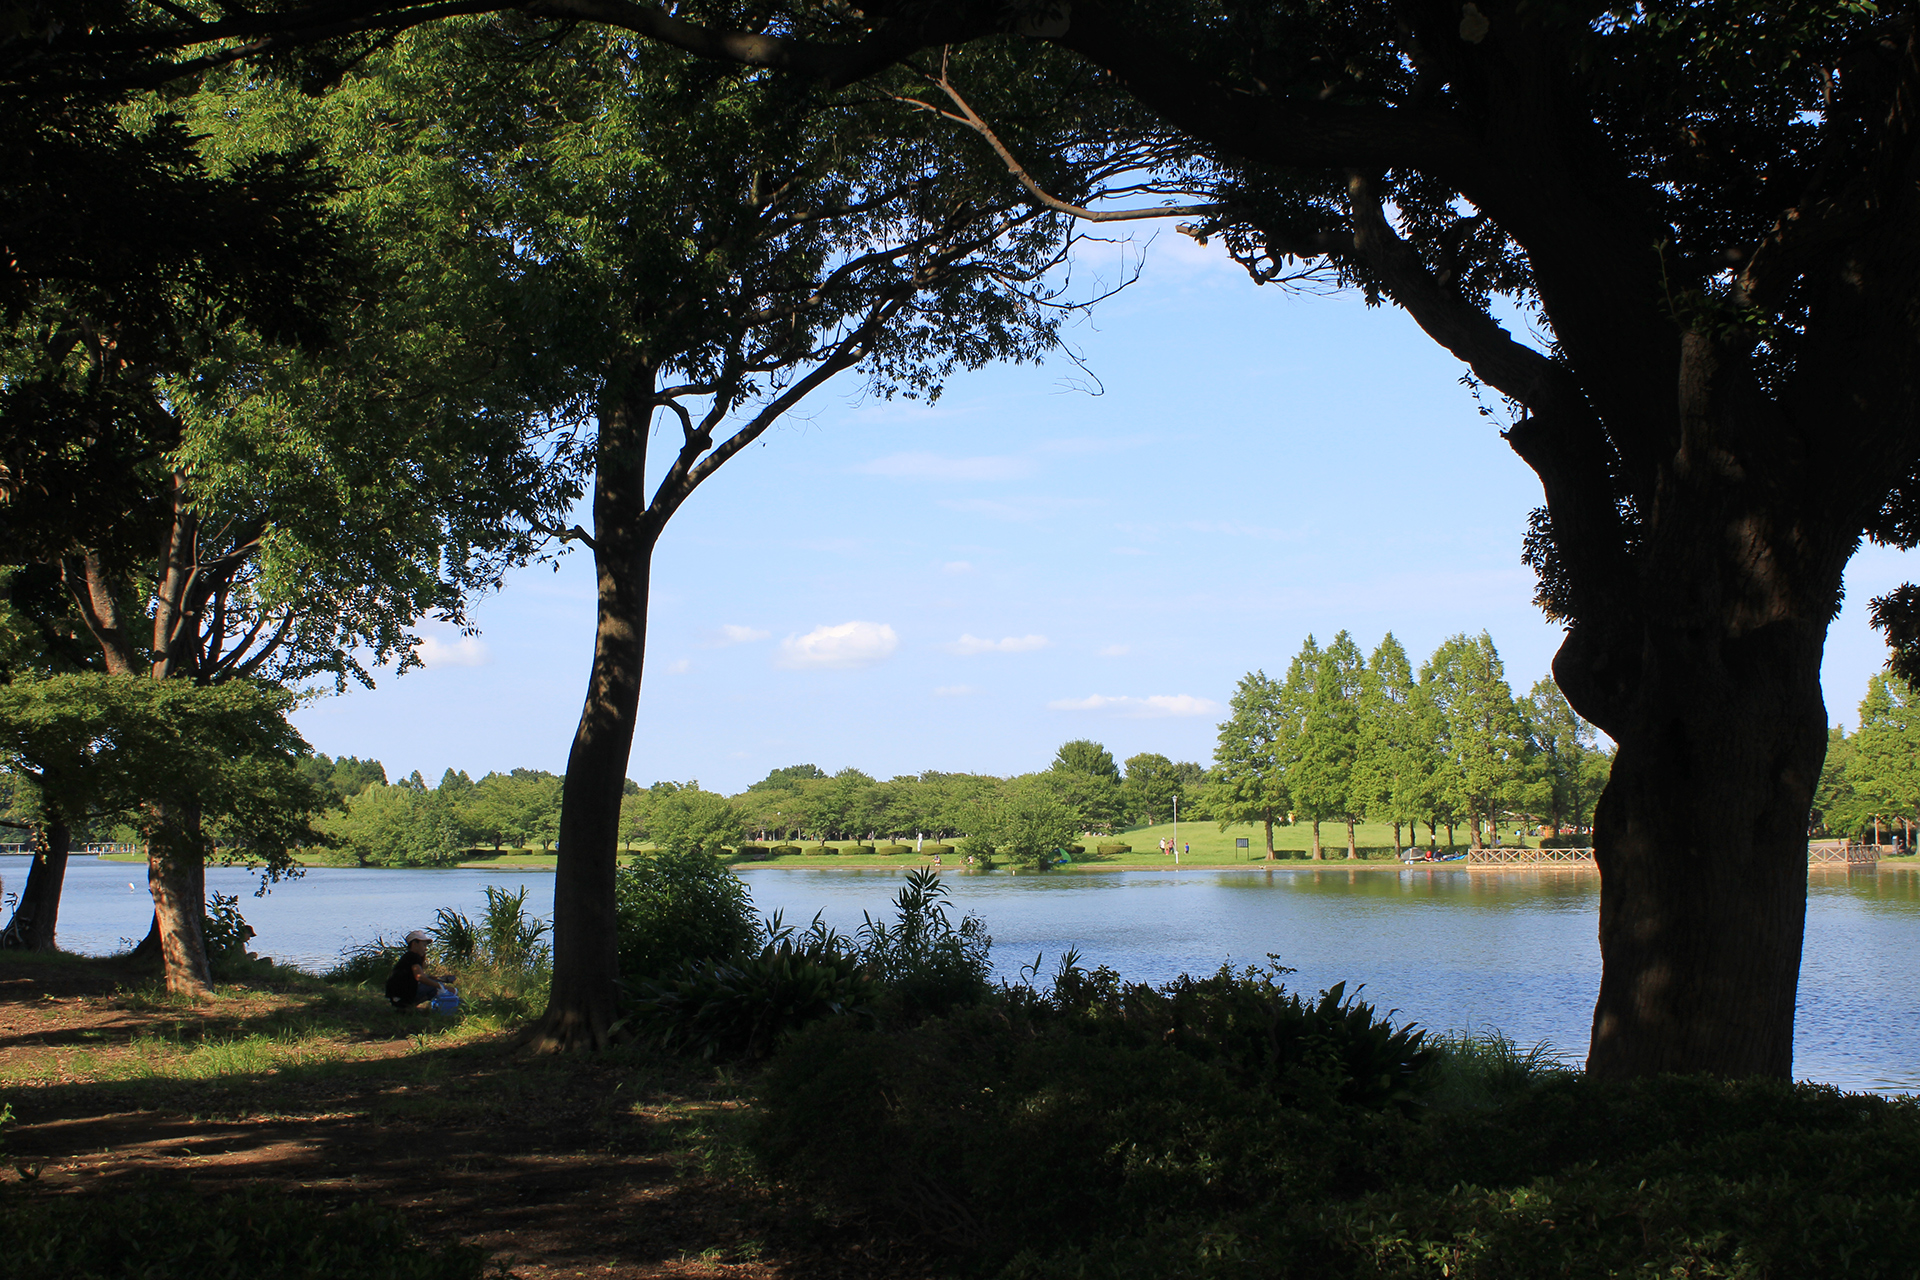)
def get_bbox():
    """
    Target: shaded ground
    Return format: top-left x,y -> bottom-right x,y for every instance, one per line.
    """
0,953 -> 930,1279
